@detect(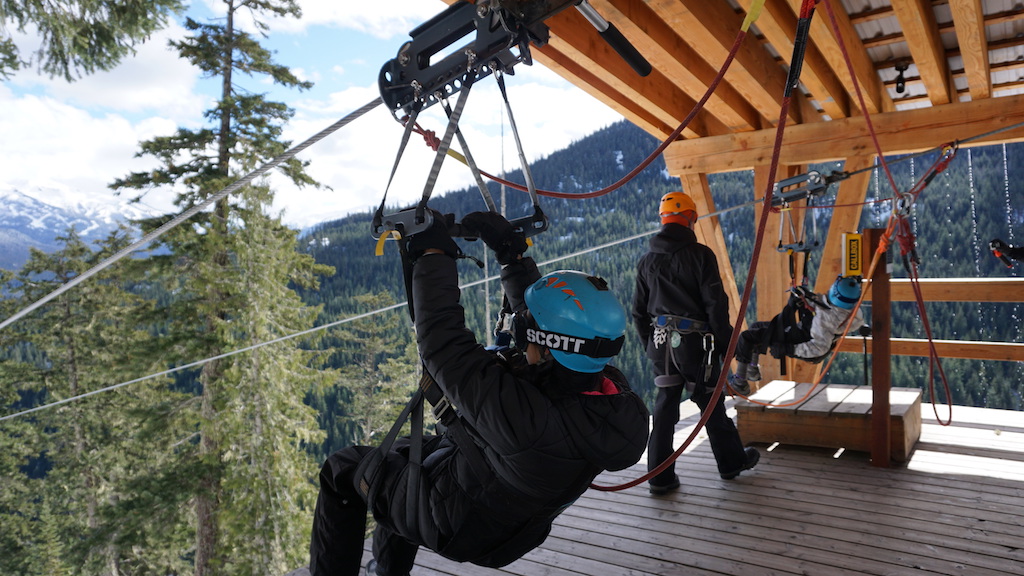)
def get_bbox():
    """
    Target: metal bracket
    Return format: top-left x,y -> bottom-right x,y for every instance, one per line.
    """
771,170 -> 827,208
378,1 -> 568,116
378,0 -> 651,115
